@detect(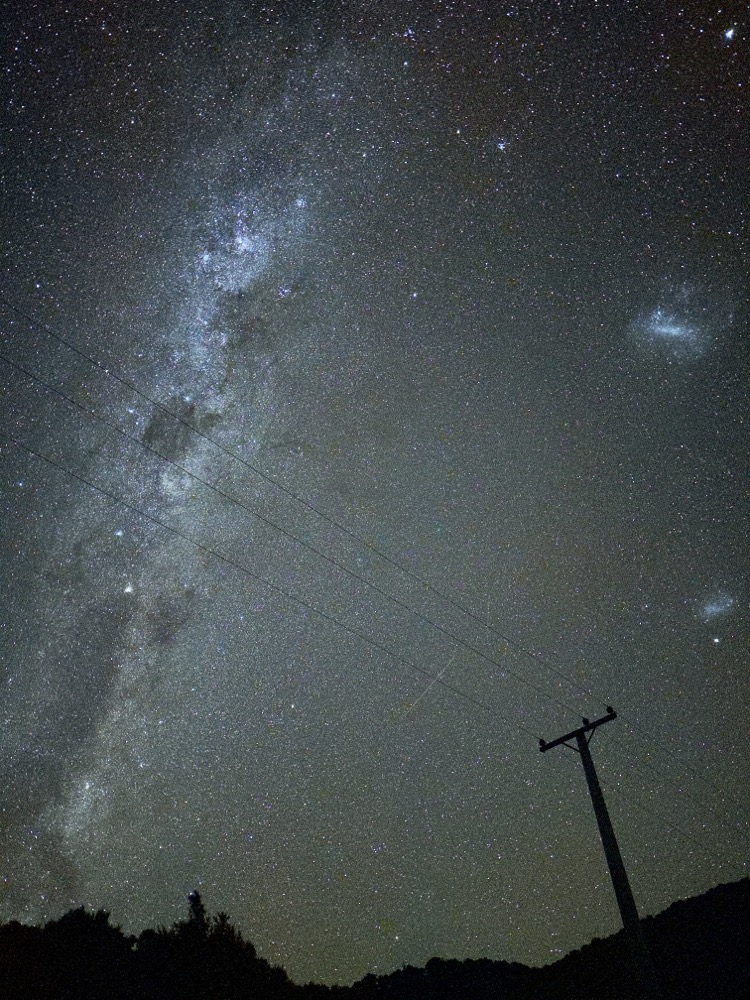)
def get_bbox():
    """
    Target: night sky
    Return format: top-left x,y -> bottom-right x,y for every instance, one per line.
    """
1,0 -> 748,986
